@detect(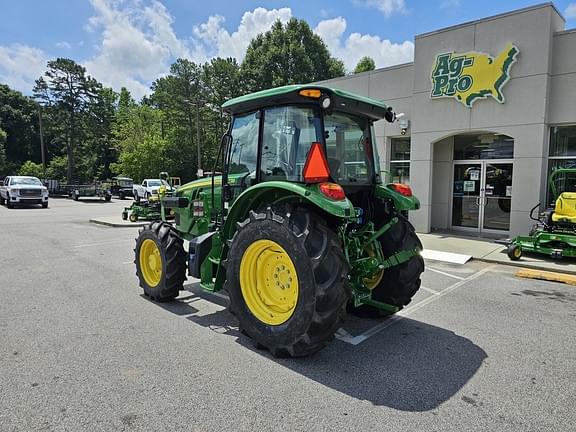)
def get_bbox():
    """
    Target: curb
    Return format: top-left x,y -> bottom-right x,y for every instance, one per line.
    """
89,218 -> 147,228
516,268 -> 576,285
472,256 -> 576,276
